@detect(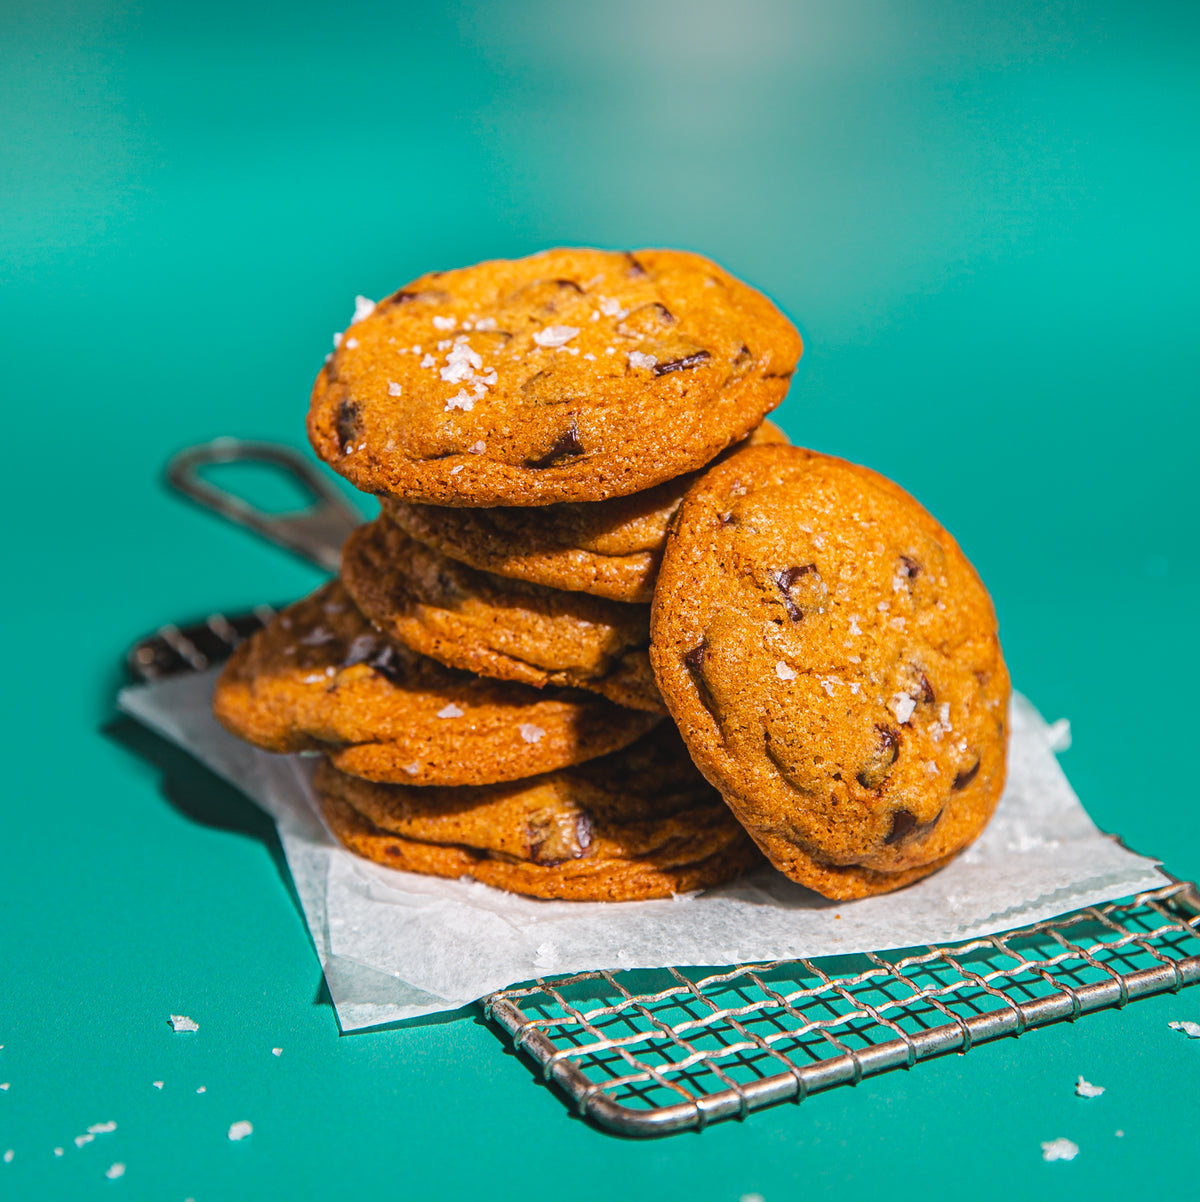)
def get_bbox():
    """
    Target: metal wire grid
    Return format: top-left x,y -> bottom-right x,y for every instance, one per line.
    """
486,880 -> 1200,1136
